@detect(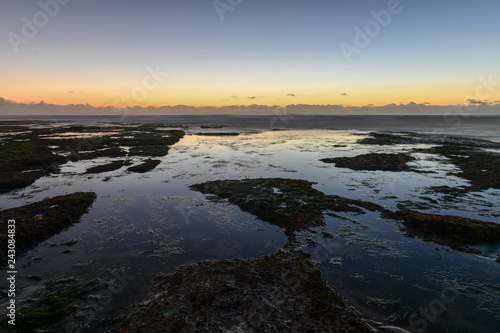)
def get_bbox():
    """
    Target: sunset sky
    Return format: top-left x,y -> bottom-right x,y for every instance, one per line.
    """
1,0 -> 499,111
